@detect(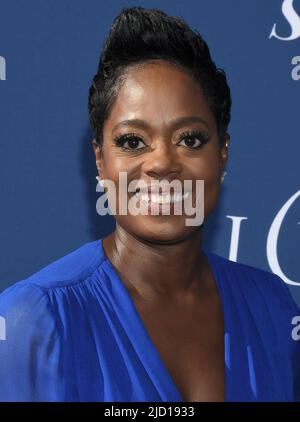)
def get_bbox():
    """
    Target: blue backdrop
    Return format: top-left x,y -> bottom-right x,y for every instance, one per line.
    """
0,0 -> 299,306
